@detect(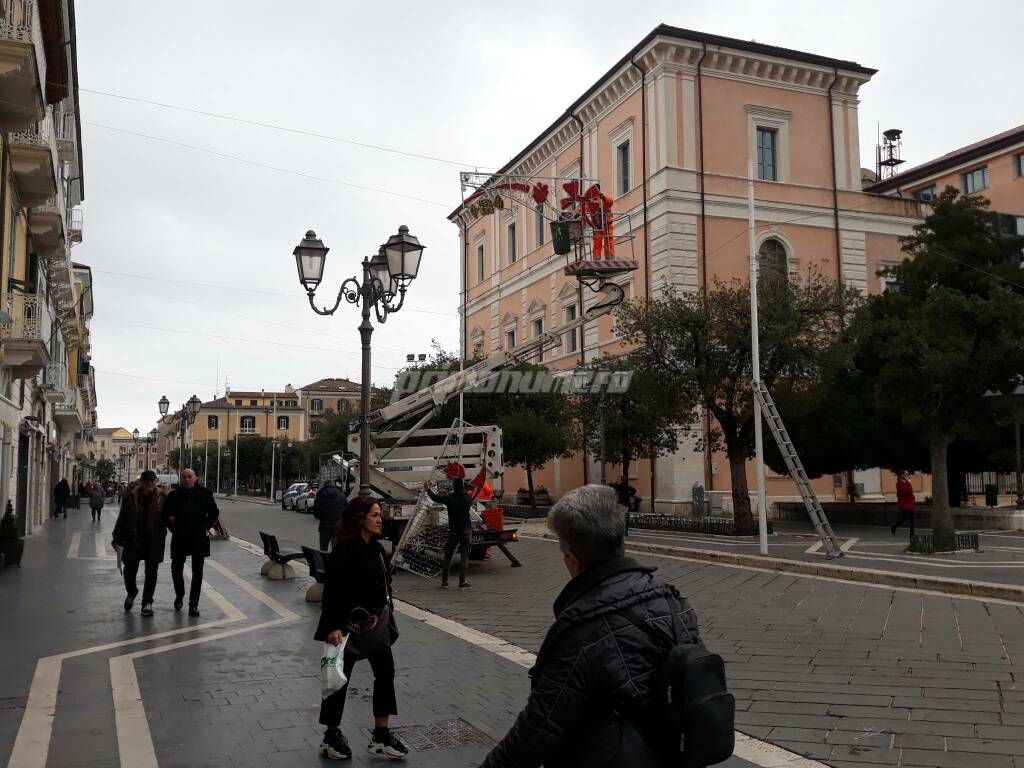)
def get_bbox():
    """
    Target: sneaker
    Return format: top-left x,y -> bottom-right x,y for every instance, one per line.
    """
173,595 -> 184,612
459,582 -> 472,589
188,605 -> 200,617
124,595 -> 136,612
369,728 -> 409,760
440,582 -> 449,590
141,603 -> 154,617
320,729 -> 351,760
